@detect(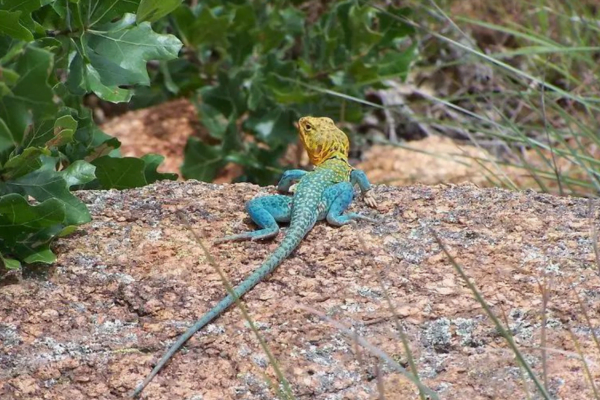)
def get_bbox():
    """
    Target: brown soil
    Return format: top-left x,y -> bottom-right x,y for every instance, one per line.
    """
356,137 -> 491,187
1,181 -> 599,399
101,98 -> 202,177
